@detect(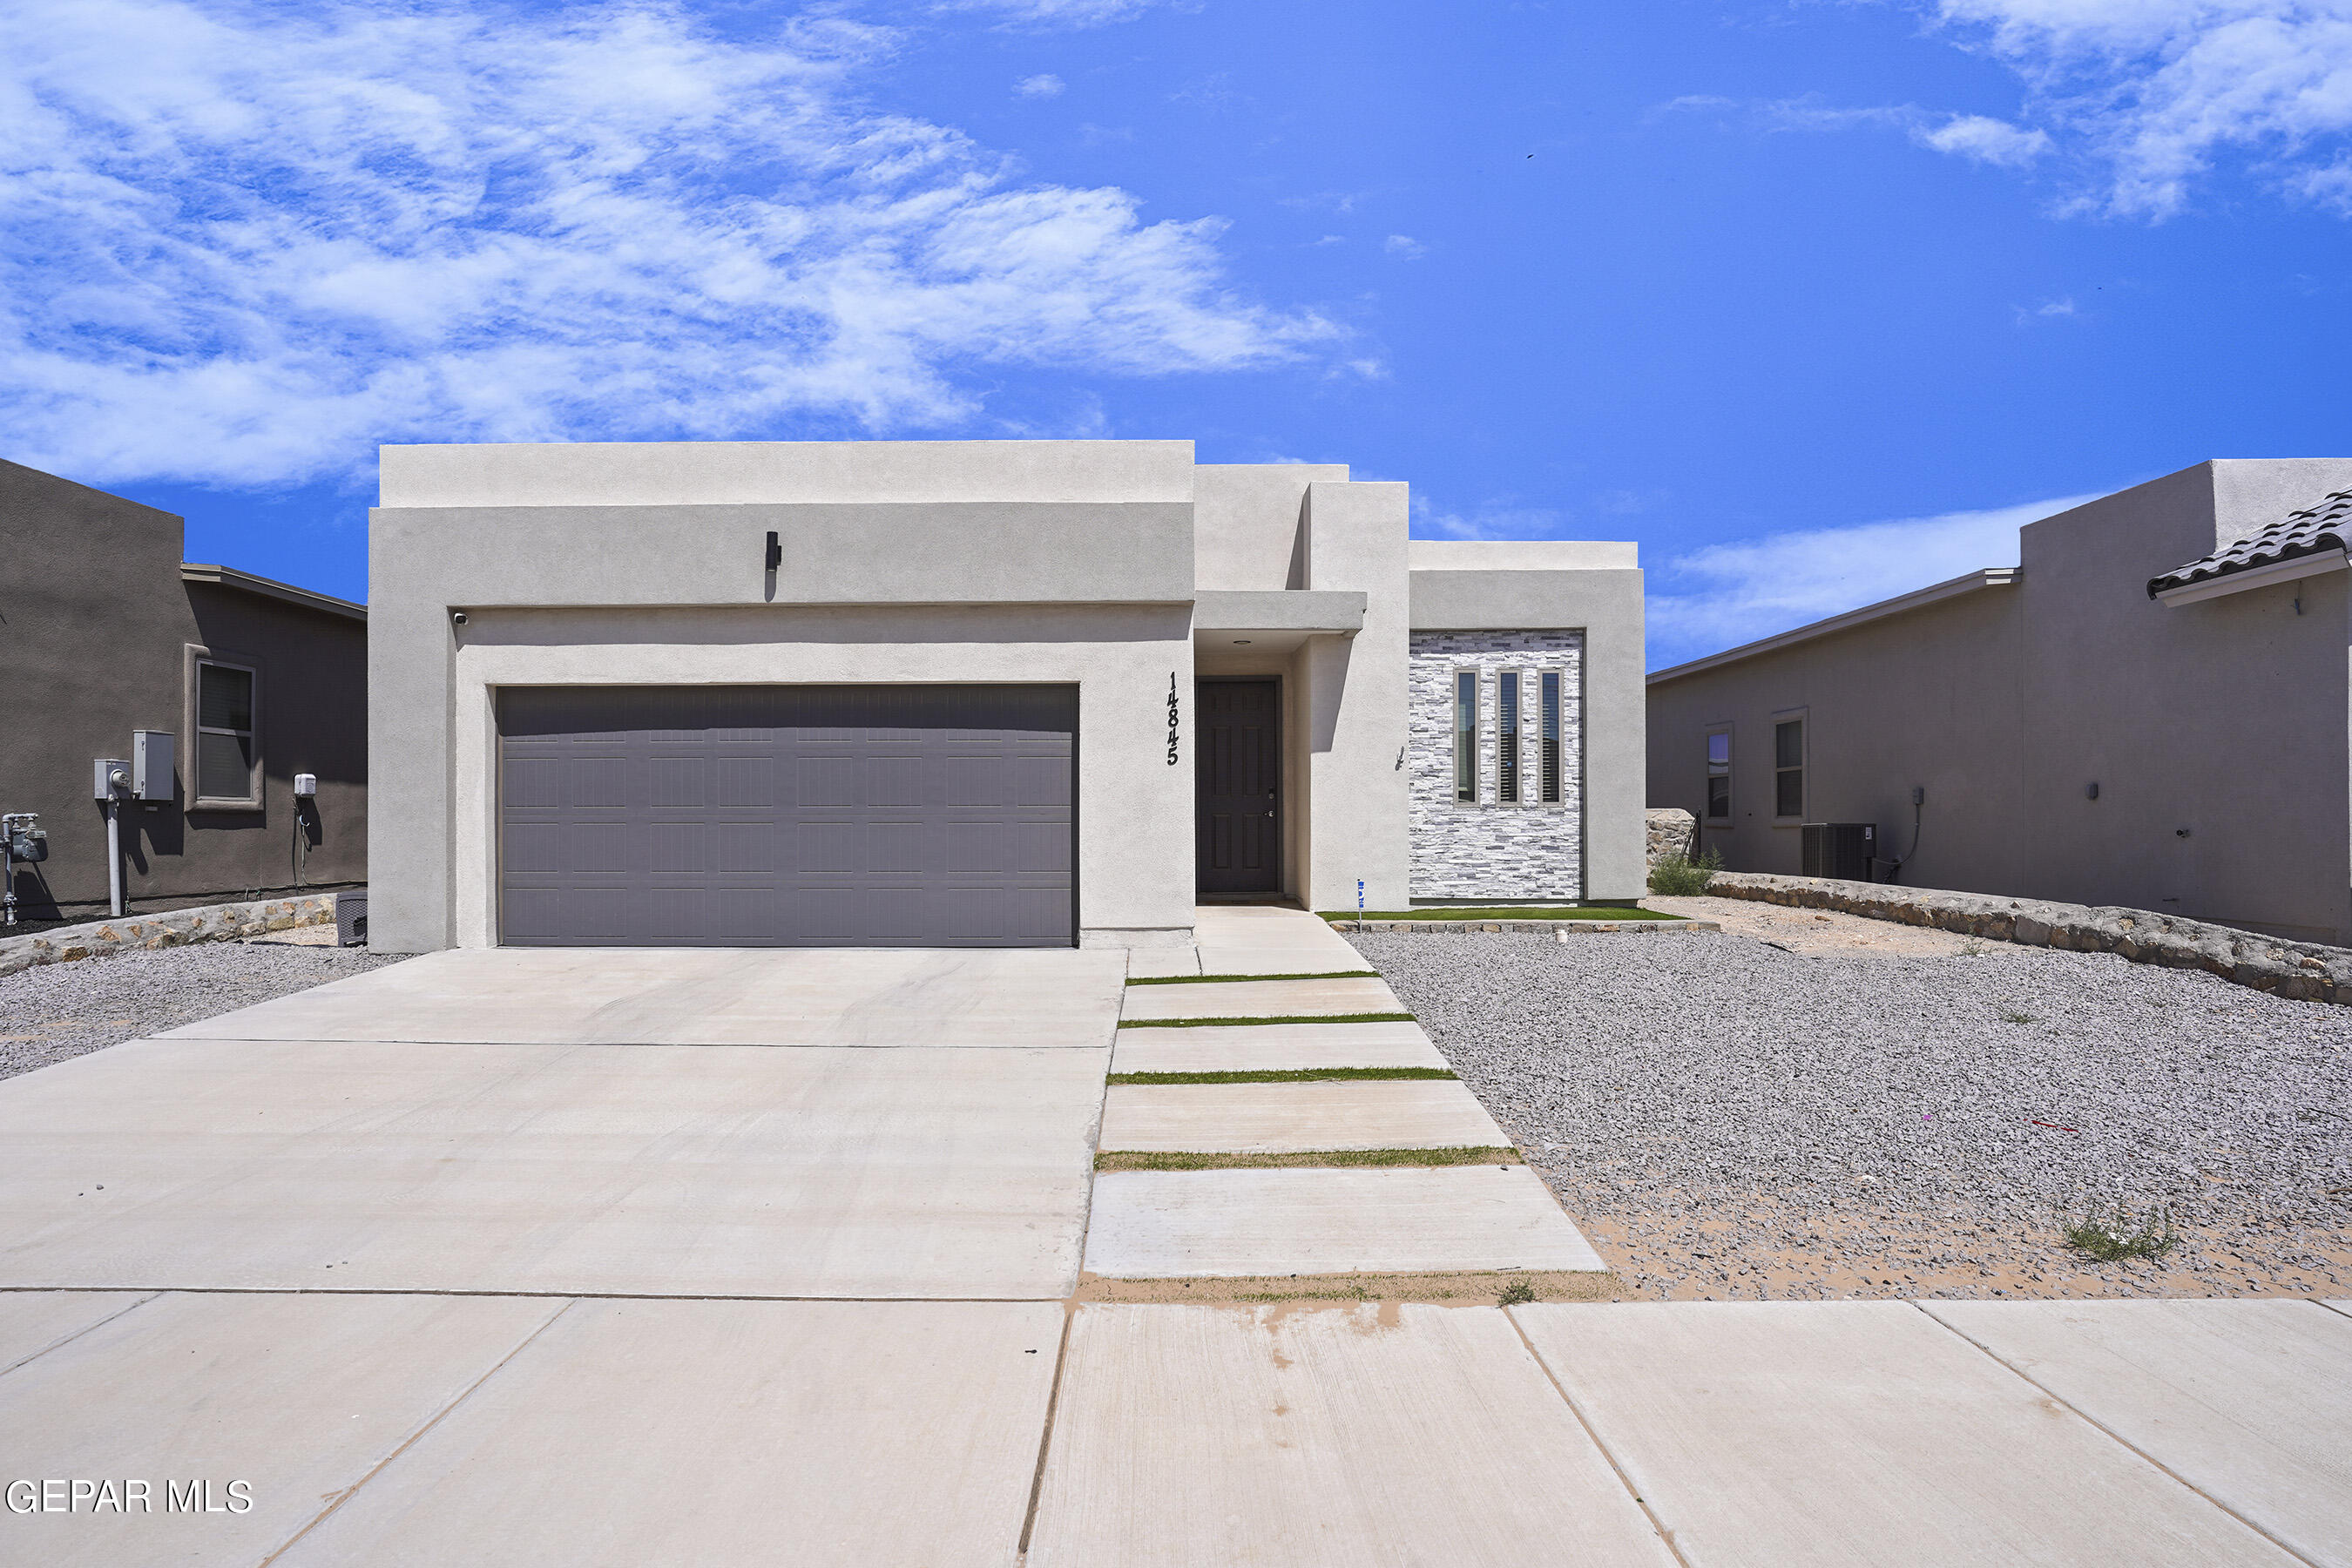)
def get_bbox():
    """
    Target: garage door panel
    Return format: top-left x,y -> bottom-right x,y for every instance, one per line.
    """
499,685 -> 1075,948
797,757 -> 860,808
